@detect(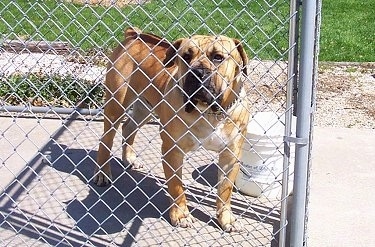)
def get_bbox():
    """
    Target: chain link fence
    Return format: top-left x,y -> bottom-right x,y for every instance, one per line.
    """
0,0 -> 320,246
